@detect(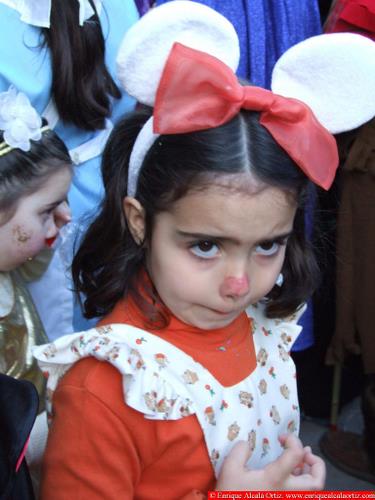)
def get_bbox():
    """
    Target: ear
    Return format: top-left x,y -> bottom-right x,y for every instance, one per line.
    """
123,197 -> 146,245
271,33 -> 375,134
116,1 -> 239,107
